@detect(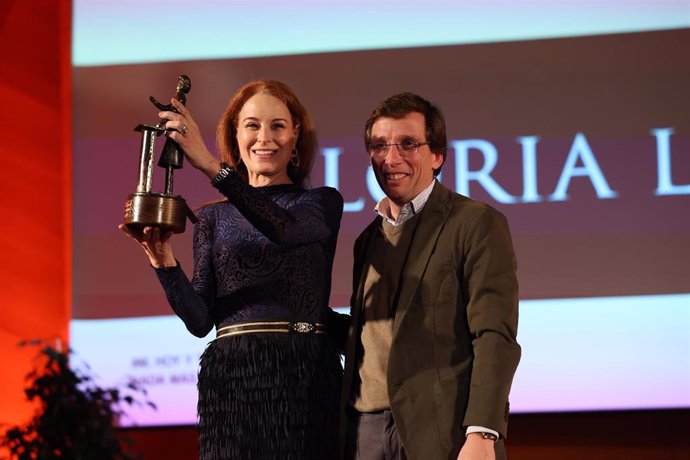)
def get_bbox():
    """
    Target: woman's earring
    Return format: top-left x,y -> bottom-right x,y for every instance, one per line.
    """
290,148 -> 300,167
234,148 -> 243,165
